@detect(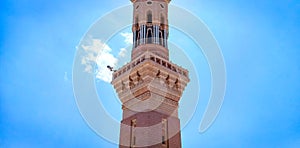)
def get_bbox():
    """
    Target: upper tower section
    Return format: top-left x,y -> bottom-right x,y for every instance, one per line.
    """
130,0 -> 171,61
